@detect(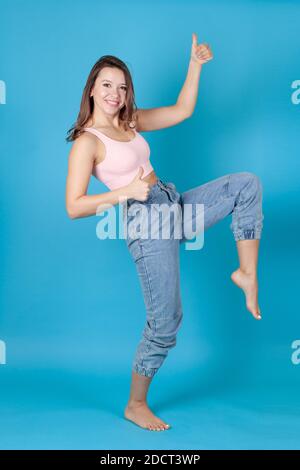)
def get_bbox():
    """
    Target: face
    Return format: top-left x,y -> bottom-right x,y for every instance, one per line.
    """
90,66 -> 127,115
